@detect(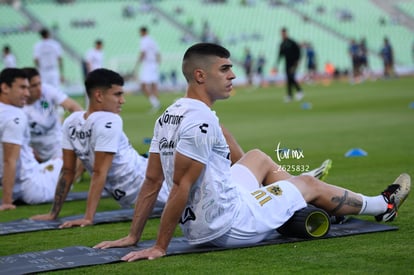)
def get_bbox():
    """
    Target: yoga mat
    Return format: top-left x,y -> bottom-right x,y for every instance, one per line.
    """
0,191 -> 111,205
0,218 -> 397,275
0,207 -> 163,236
